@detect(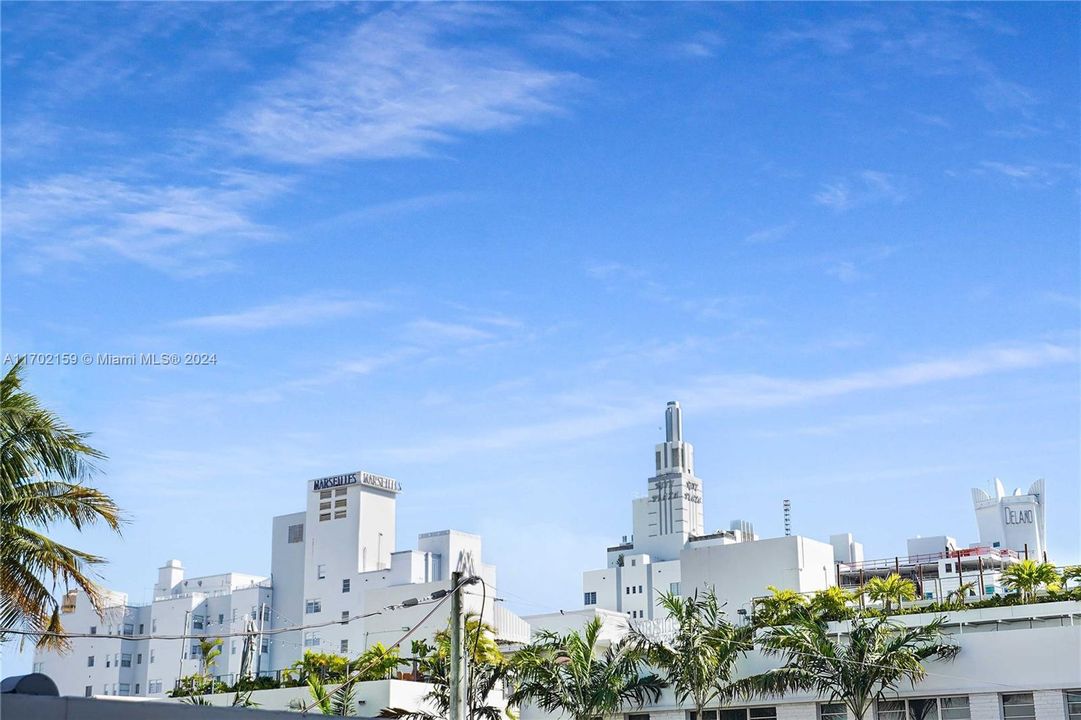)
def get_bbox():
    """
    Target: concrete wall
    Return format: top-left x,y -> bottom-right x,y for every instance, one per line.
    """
1,694 -> 307,720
